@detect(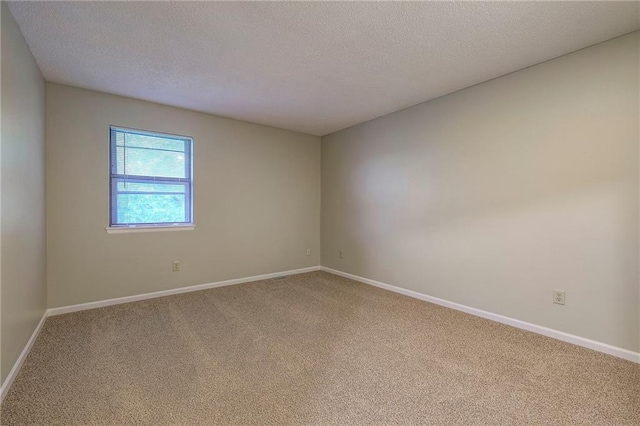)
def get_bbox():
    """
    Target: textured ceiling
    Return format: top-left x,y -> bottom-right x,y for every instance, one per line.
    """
7,1 -> 640,136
